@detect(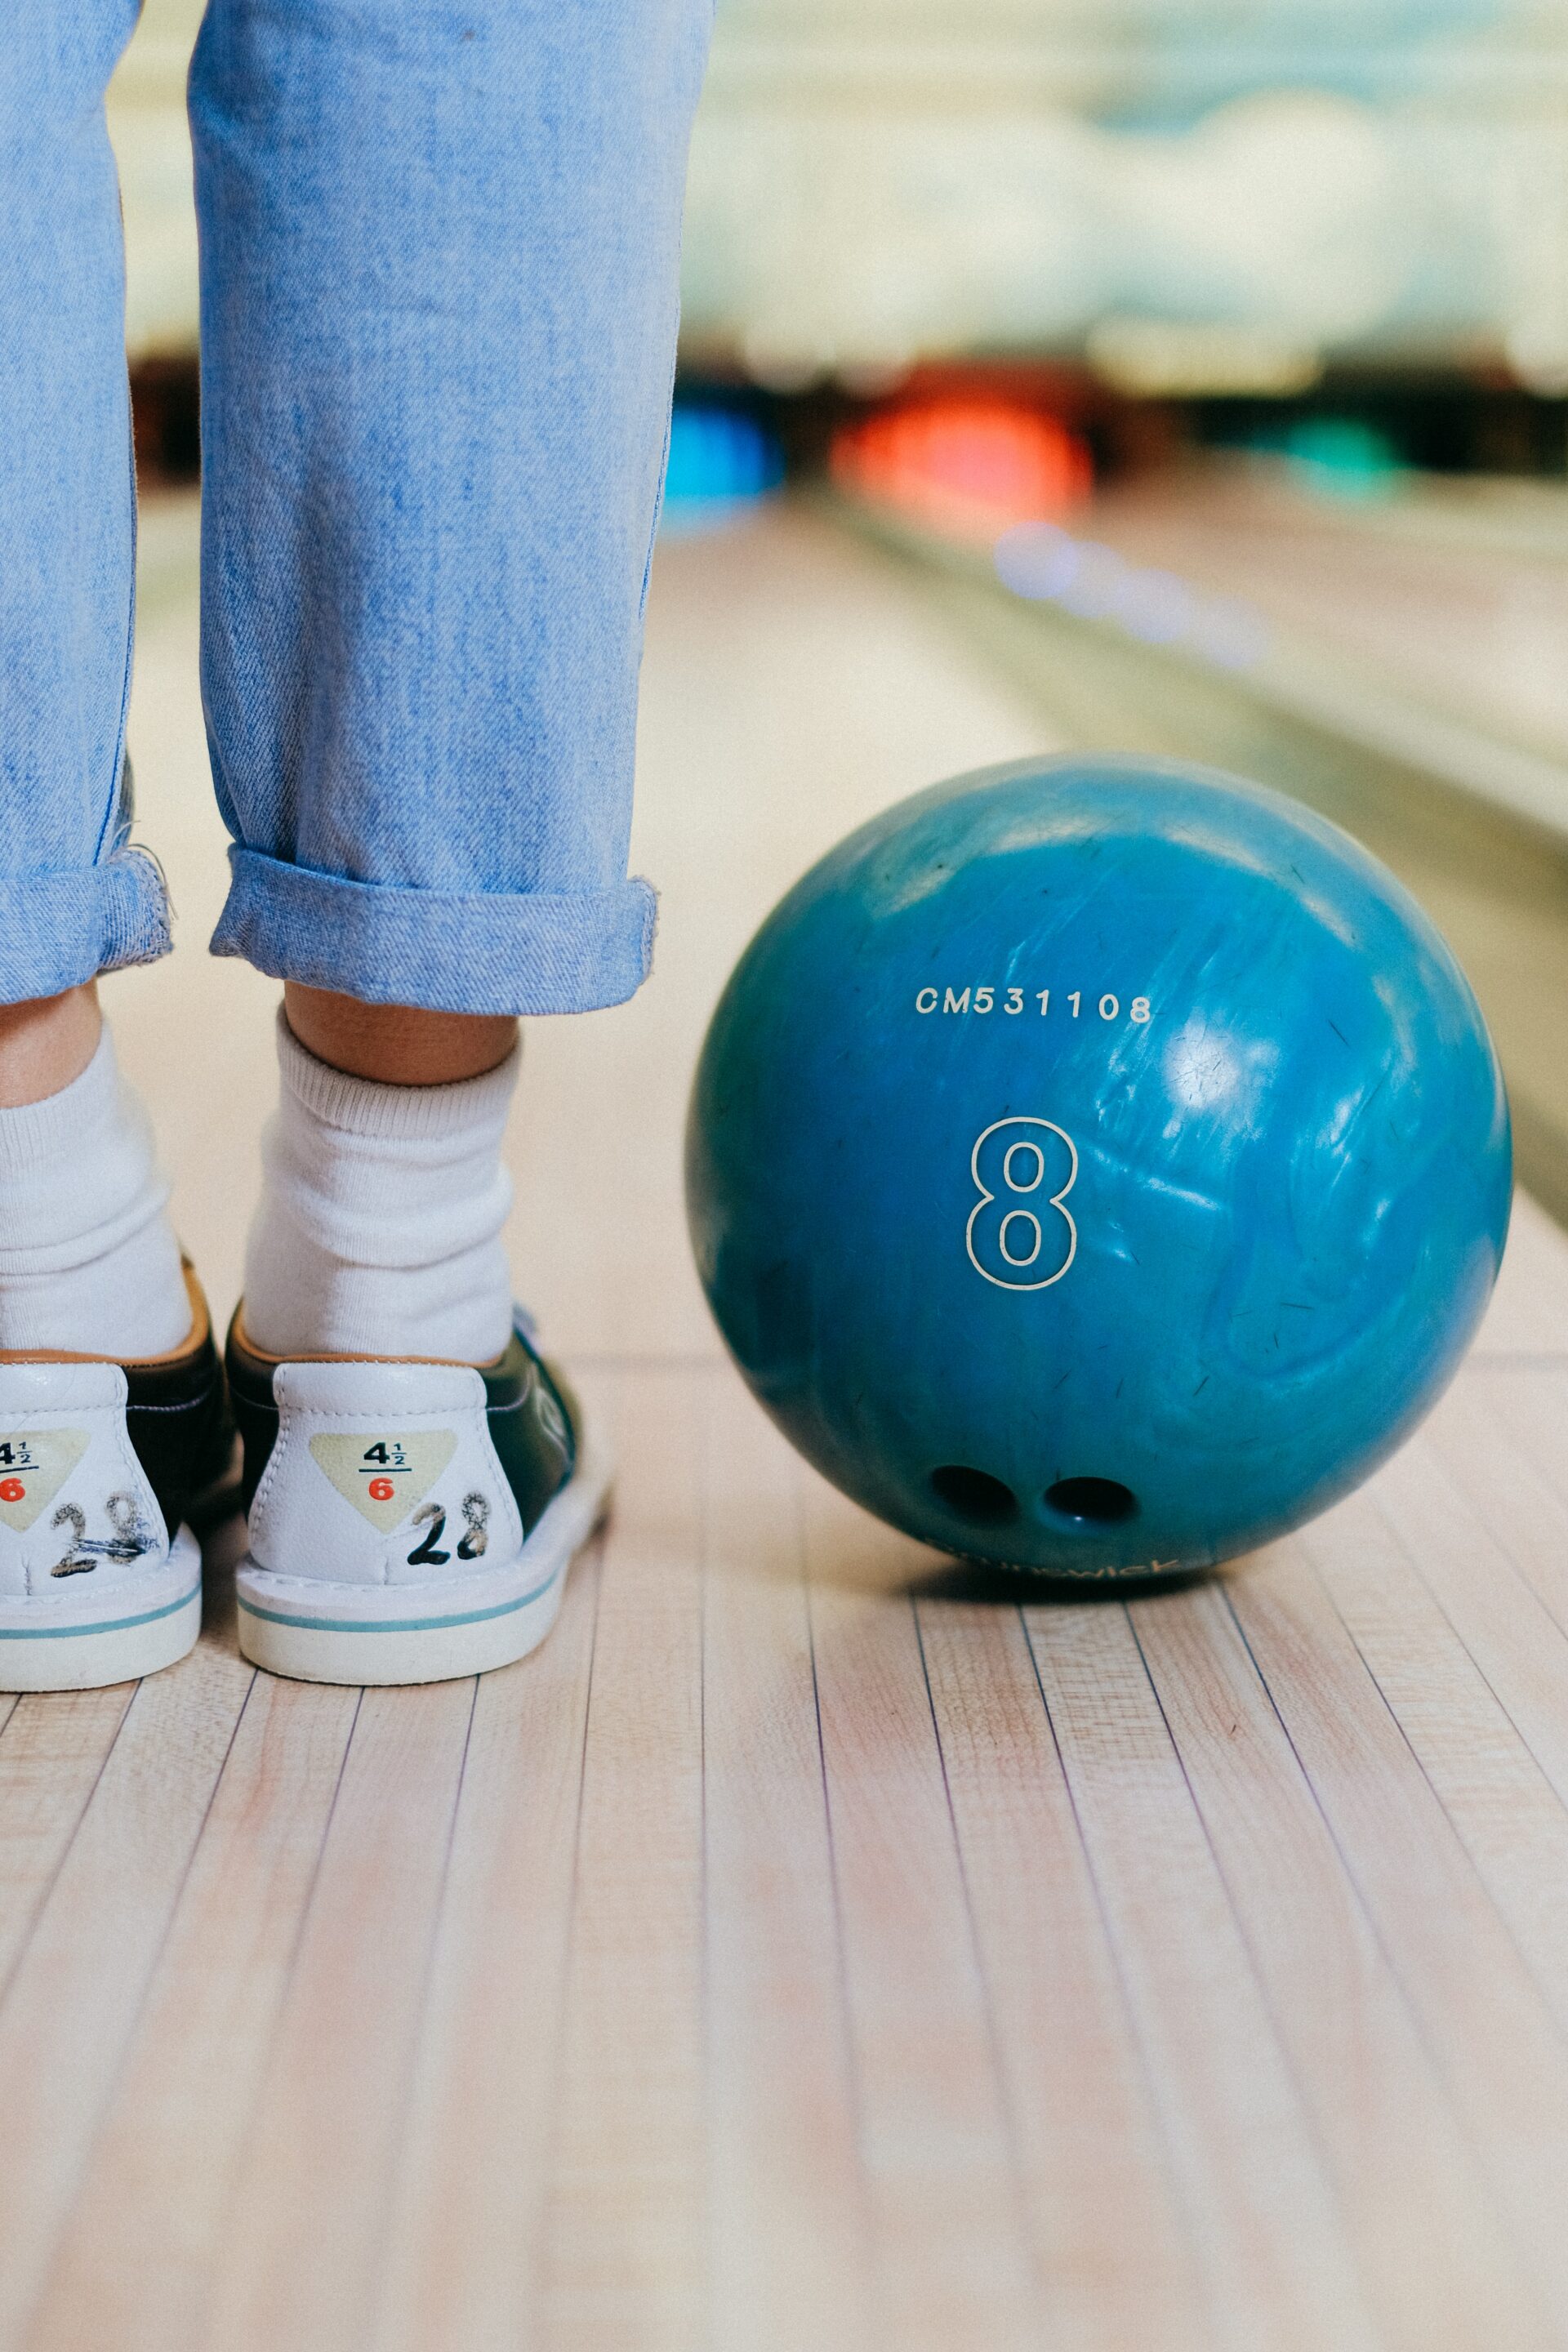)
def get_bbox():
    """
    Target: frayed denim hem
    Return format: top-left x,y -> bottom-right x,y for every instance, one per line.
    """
211,845 -> 658,1015
0,847 -> 172,1003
